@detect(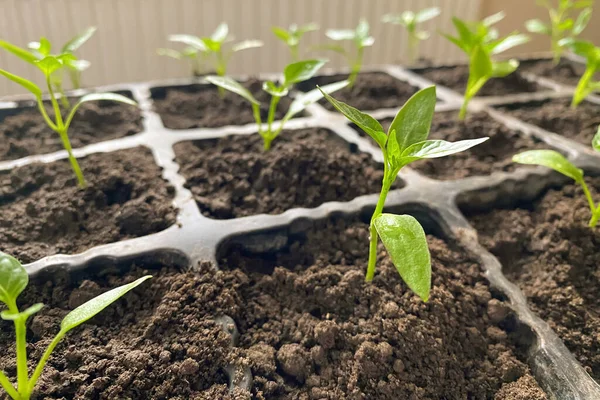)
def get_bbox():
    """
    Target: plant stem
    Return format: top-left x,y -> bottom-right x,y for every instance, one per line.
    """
290,45 -> 299,63
579,178 -> 599,227
216,52 -> 226,97
5,300 -> 27,397
459,97 -> 469,120
263,95 -> 281,151
348,46 -> 364,88
27,331 -> 65,395
0,370 -> 19,400
366,169 -> 394,282
408,34 -> 419,64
